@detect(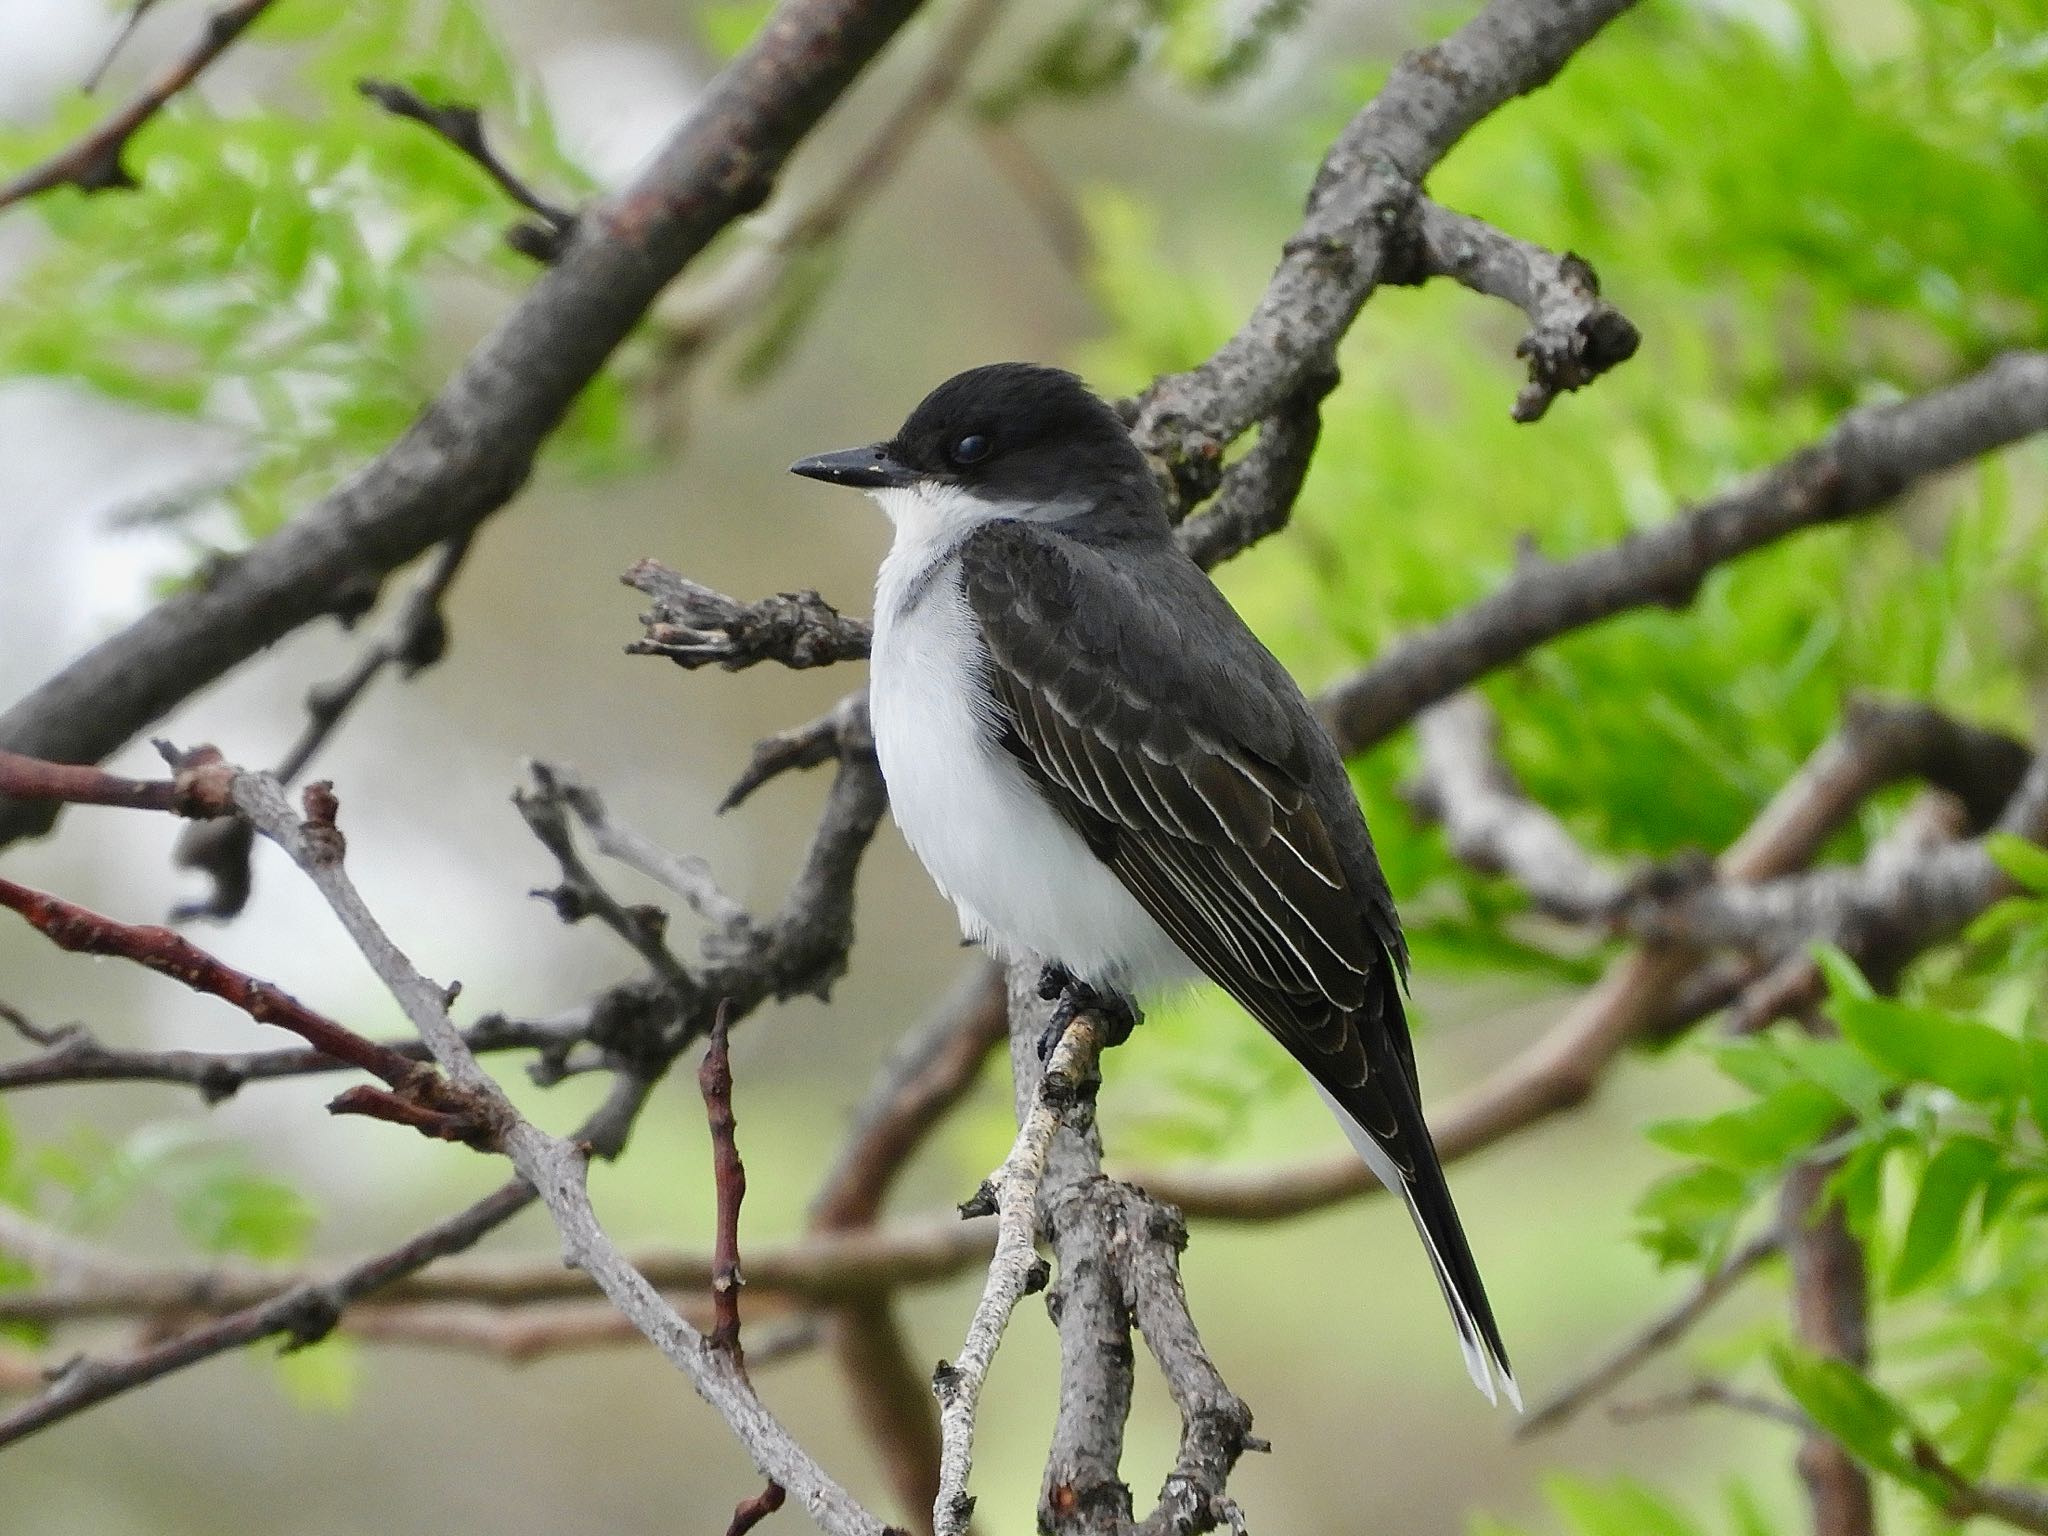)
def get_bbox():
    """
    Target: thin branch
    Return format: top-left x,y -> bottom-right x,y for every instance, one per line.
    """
340,1301 -> 822,1368
1395,201 -> 1640,422
516,763 -> 704,1001
1319,352 -> 2048,754
82,0 -> 170,94
933,1015 -> 1104,1536
356,81 -> 575,261
626,561 -> 873,673
1611,1377 -> 1811,1432
0,1212 -> 998,1327
720,692 -> 872,812
1518,1232 -> 1778,1437
648,0 -> 1009,373
227,769 -> 892,1536
0,872 -> 492,1143
0,0 -> 279,212
536,763 -> 750,934
0,1006 -> 589,1099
